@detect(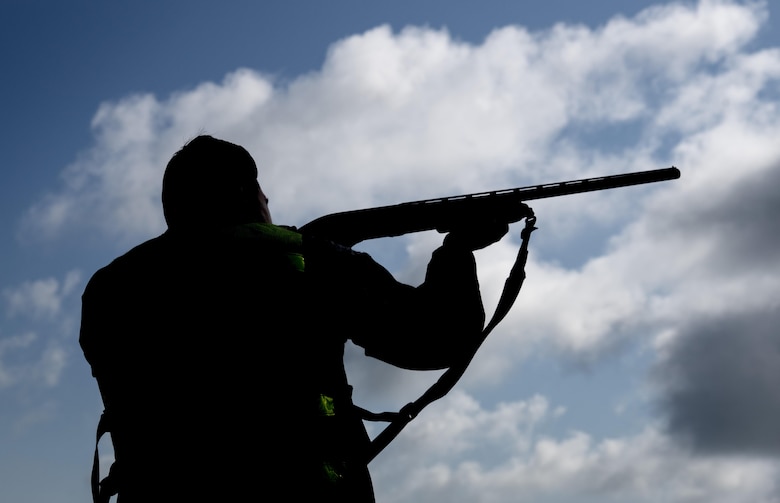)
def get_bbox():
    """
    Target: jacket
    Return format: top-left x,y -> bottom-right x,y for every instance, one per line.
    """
80,222 -> 485,502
